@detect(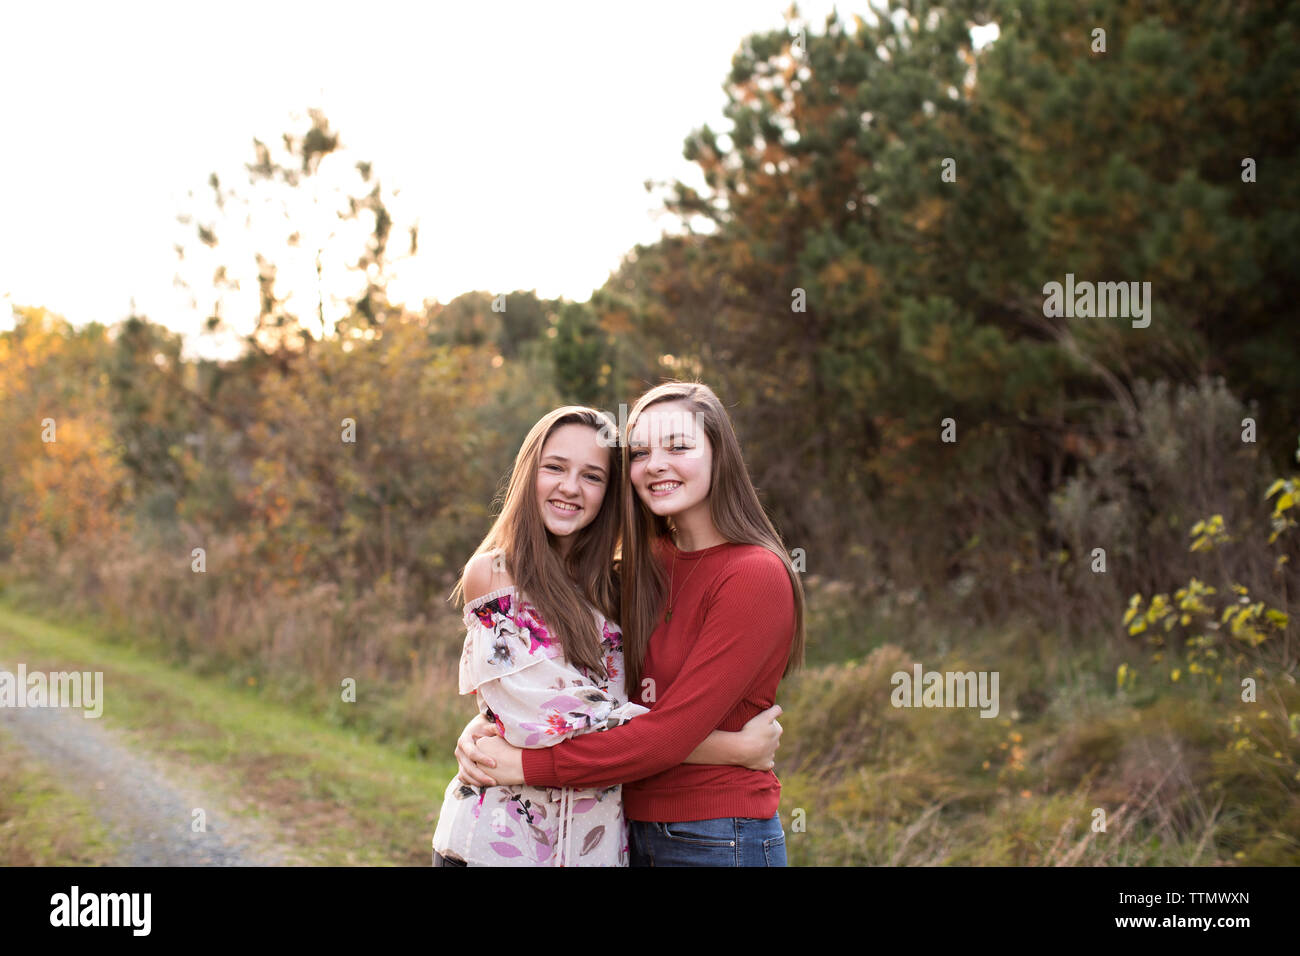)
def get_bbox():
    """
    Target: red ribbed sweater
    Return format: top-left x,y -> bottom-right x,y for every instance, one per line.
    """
520,538 -> 796,822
